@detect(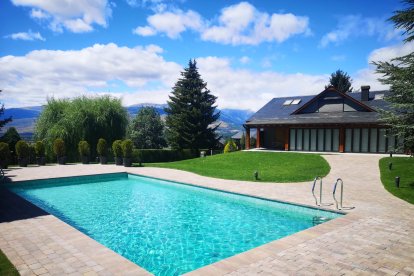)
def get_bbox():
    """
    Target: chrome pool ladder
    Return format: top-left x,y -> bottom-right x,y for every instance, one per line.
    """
312,176 -> 333,206
333,178 -> 355,210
